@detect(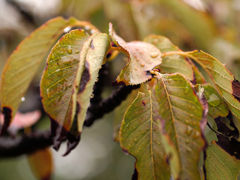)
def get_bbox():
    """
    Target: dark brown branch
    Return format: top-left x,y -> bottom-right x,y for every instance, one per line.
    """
90,63 -> 108,104
0,62 -> 140,157
84,84 -> 140,126
0,85 -> 139,157
0,130 -> 53,158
